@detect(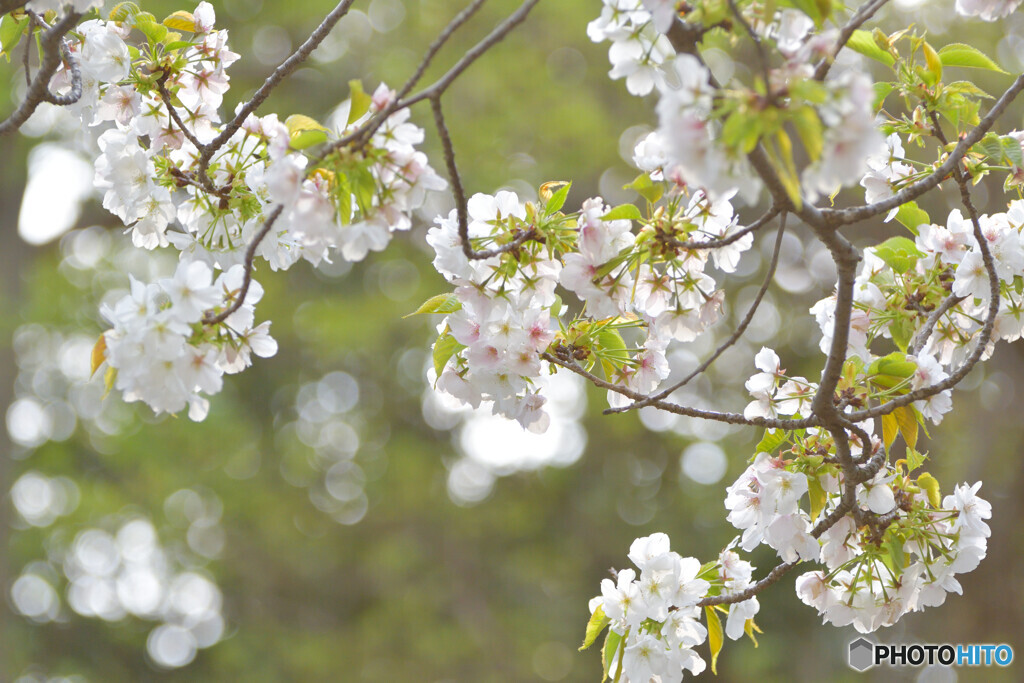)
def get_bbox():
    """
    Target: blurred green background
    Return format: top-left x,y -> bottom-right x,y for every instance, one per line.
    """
2,1 -> 1024,681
